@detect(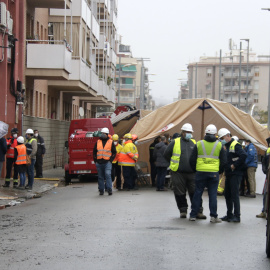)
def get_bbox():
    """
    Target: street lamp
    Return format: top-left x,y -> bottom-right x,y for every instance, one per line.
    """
240,38 -> 250,112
